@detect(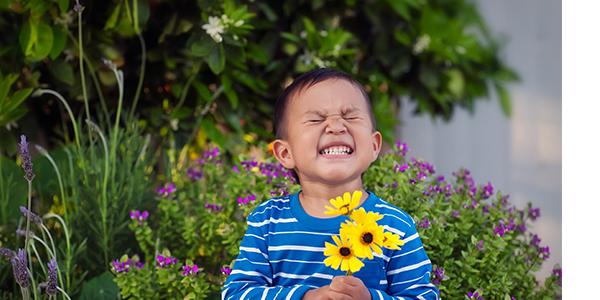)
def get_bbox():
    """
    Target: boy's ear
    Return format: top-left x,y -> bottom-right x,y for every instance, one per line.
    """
272,139 -> 296,169
370,131 -> 383,162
